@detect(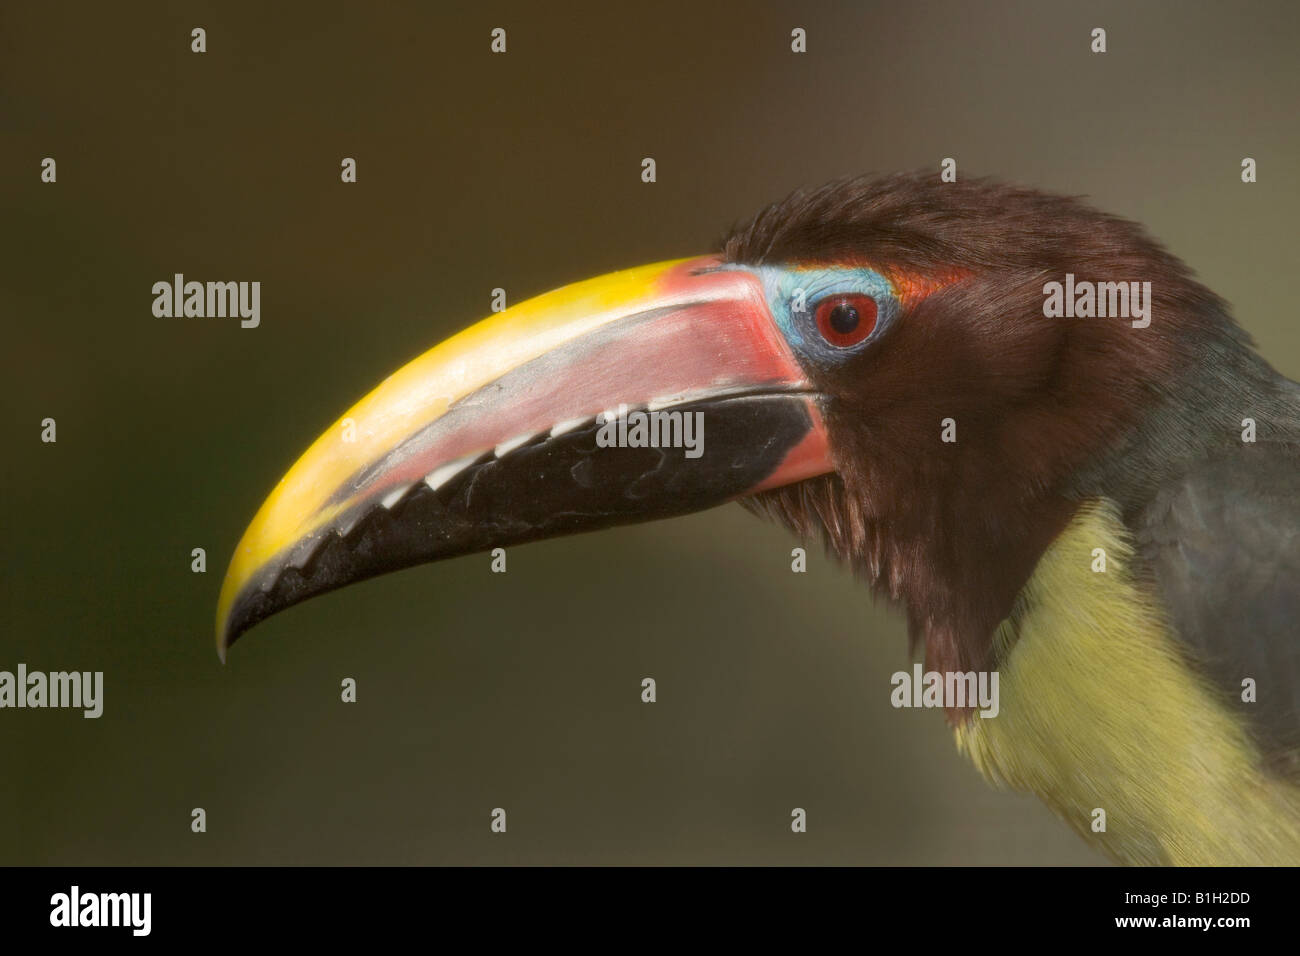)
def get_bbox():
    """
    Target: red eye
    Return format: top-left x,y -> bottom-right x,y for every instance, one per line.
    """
814,294 -> 878,348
